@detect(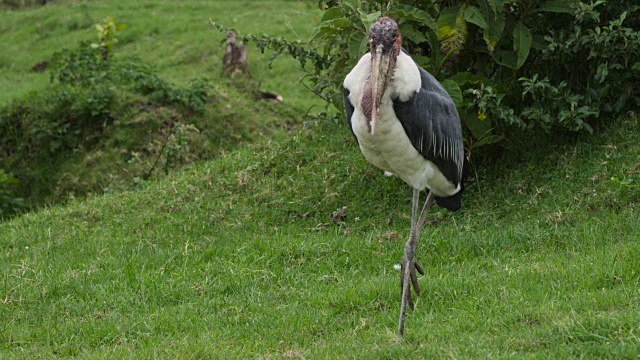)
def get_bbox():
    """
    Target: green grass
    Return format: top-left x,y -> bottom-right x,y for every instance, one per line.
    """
0,0 -> 325,208
0,0 -> 324,111
1,116 -> 639,358
2,1 -> 640,358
